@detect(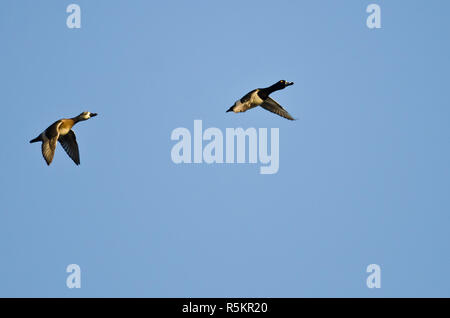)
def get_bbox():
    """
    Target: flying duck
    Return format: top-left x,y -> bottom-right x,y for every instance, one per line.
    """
29,111 -> 98,166
227,80 -> 295,120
